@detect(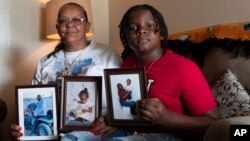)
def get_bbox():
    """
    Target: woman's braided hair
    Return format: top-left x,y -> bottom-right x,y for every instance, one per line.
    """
119,4 -> 168,60
47,2 -> 88,59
